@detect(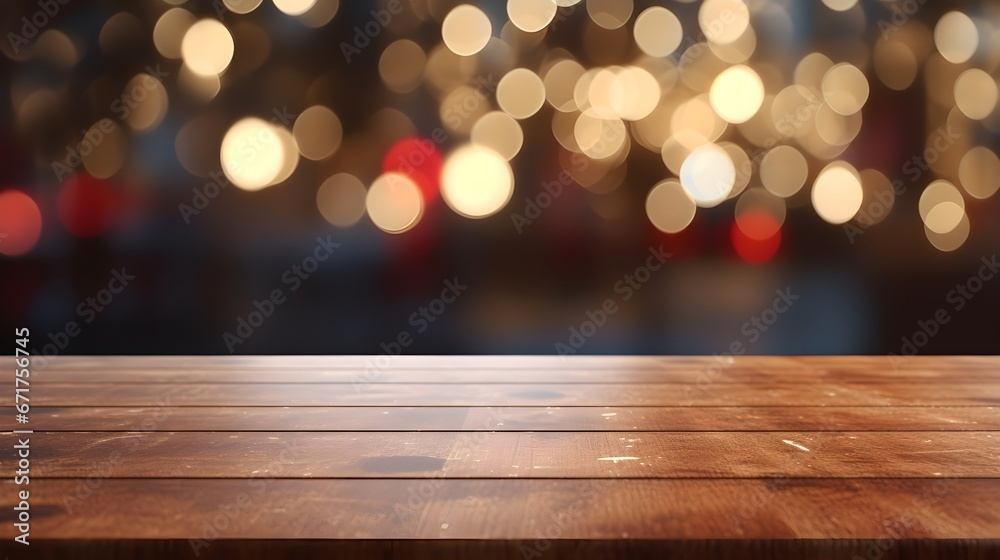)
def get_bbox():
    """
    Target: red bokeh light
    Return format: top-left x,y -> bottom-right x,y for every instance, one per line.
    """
731,212 -> 782,263
382,137 -> 443,201
0,189 -> 43,256
57,173 -> 117,238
